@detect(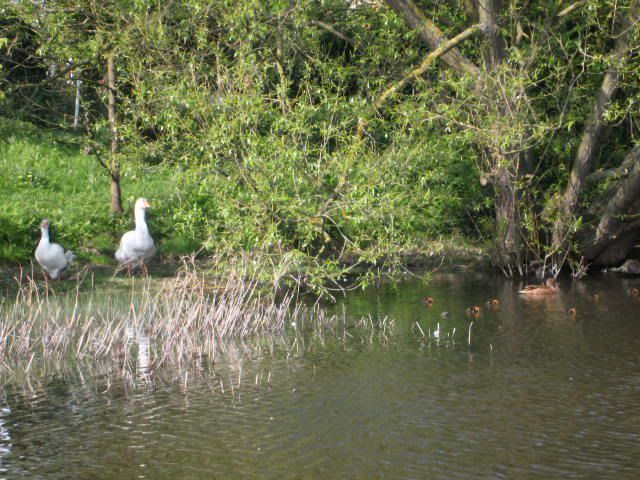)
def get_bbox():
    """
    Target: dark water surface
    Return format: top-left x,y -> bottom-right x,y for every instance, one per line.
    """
1,273 -> 640,479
